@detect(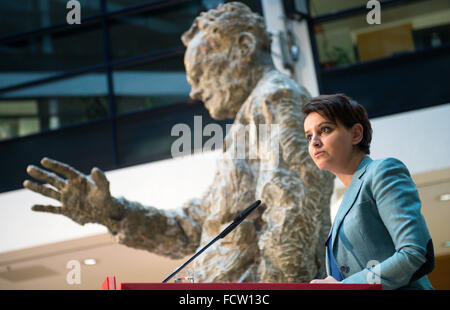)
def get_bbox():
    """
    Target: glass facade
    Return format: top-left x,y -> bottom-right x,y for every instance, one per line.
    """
0,72 -> 109,139
106,0 -> 163,12
309,0 -> 390,17
0,24 -> 105,89
0,0 -> 101,36
0,1 -> 210,143
311,0 -> 450,69
0,0 -> 264,193
303,0 -> 450,118
113,55 -> 191,115
108,1 -> 204,60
